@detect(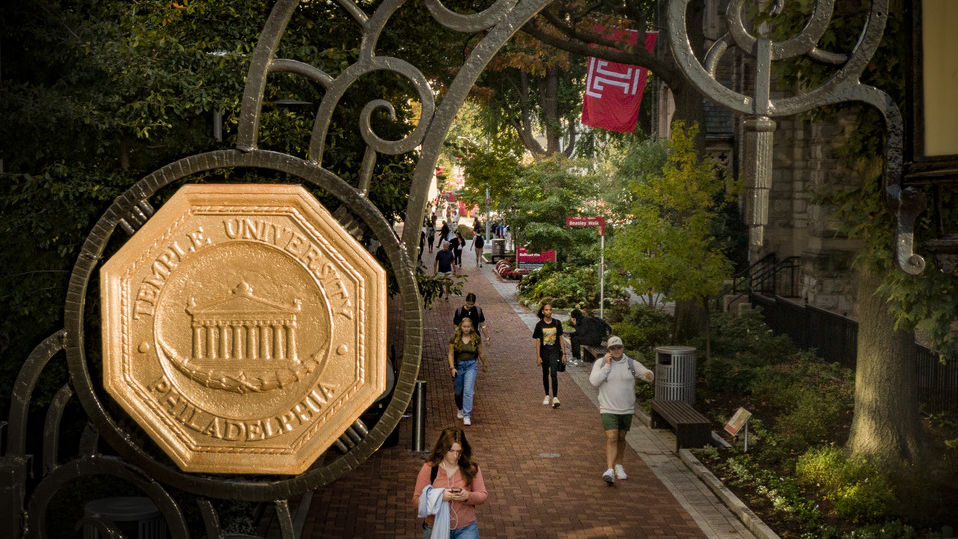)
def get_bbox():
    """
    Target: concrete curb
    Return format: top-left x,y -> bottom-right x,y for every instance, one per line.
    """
679,449 -> 782,539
